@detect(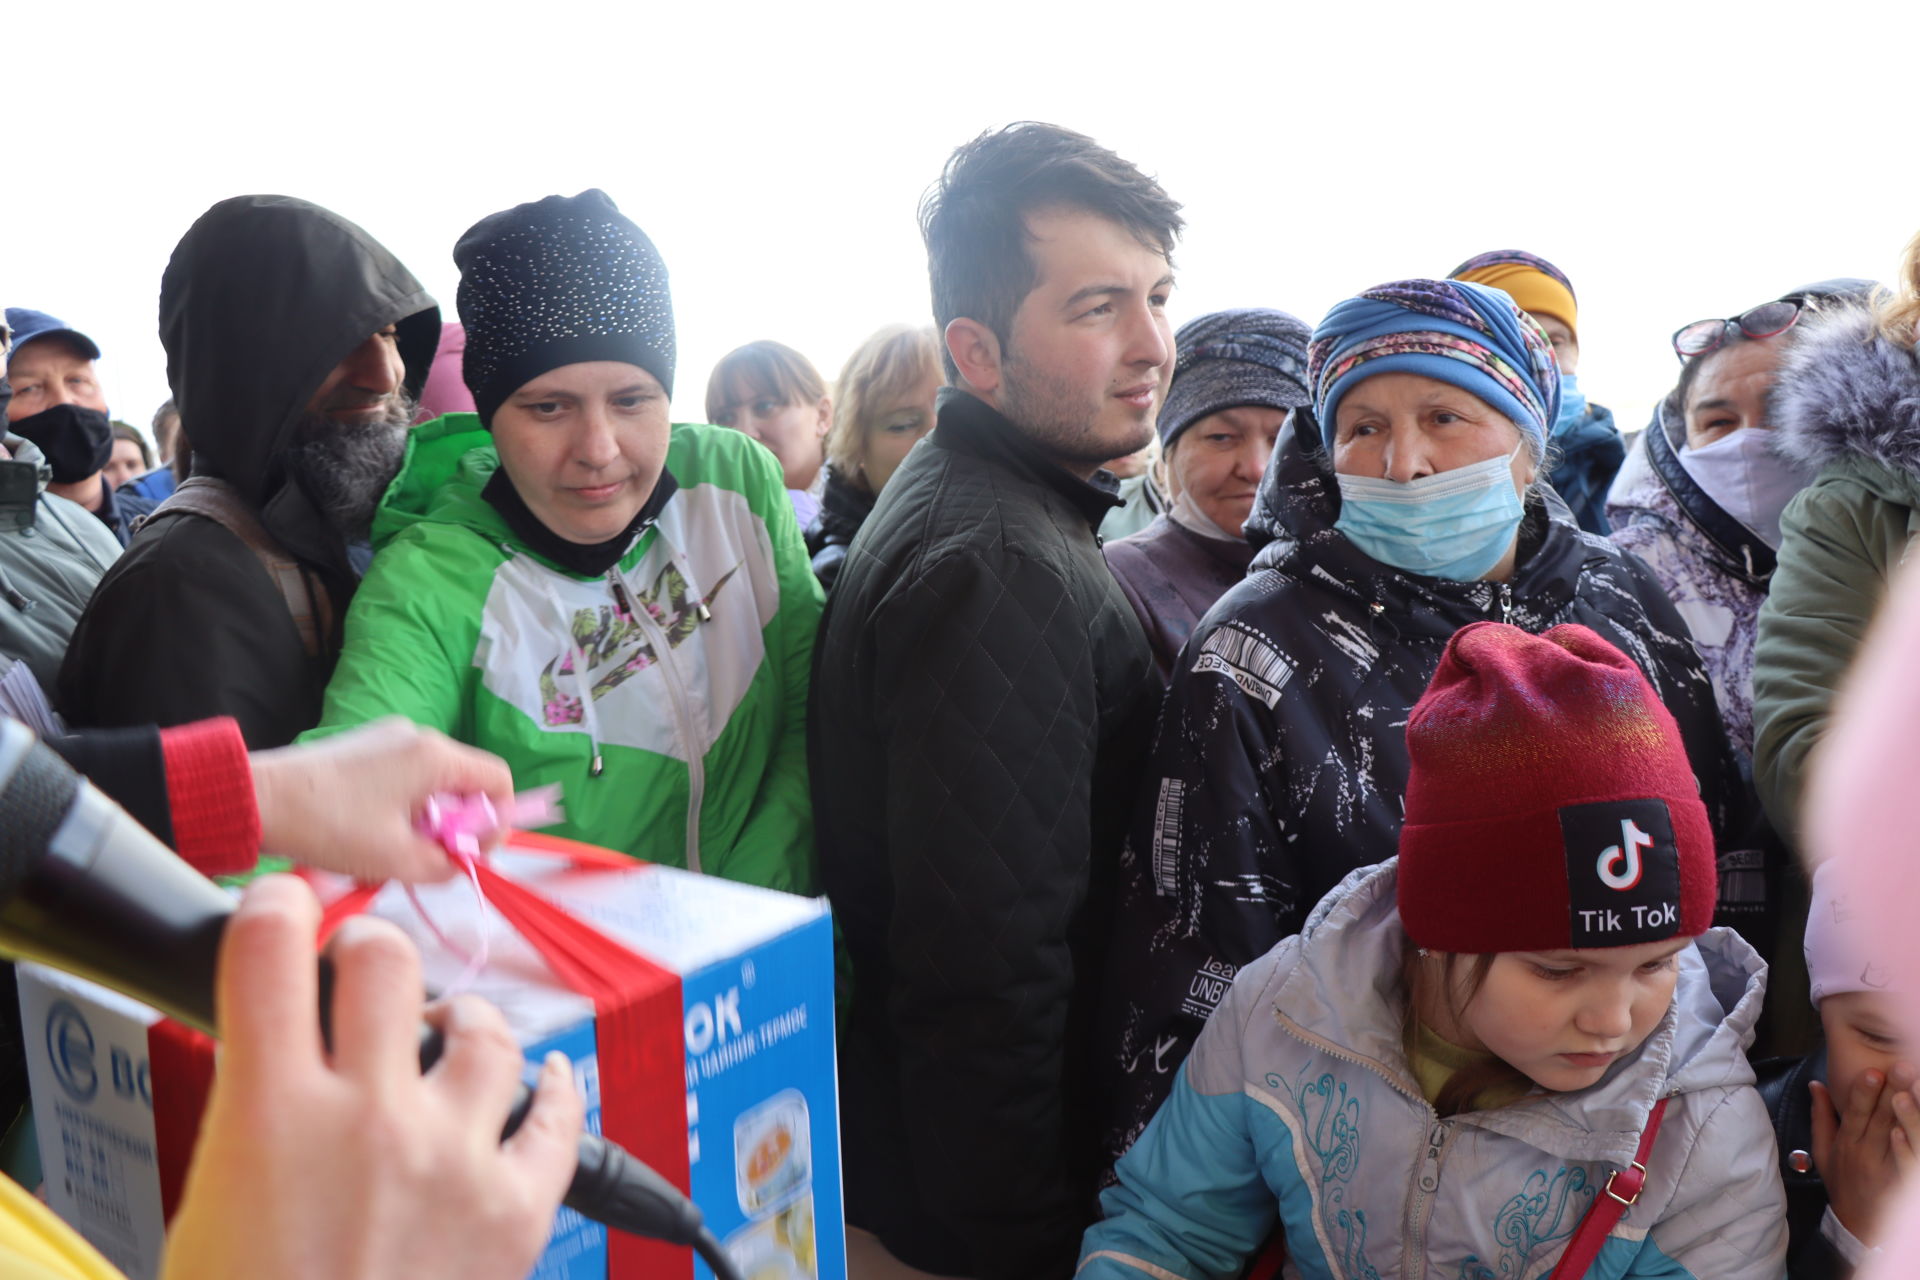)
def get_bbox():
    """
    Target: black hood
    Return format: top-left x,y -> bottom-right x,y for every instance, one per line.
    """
1243,411 -> 1597,639
159,194 -> 440,513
